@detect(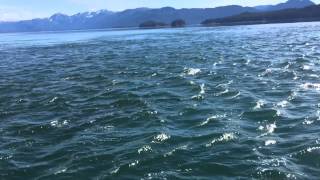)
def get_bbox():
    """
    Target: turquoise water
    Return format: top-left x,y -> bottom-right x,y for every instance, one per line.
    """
1,22 -> 320,179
